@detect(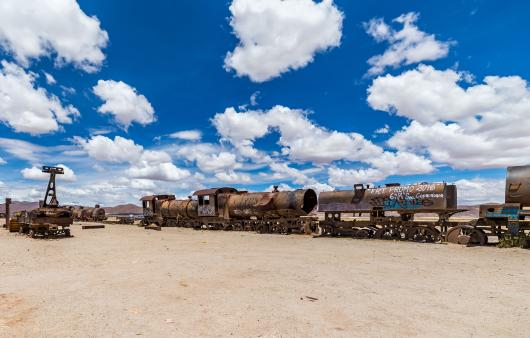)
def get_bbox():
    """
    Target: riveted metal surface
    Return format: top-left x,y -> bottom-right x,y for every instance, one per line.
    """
224,189 -> 317,219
